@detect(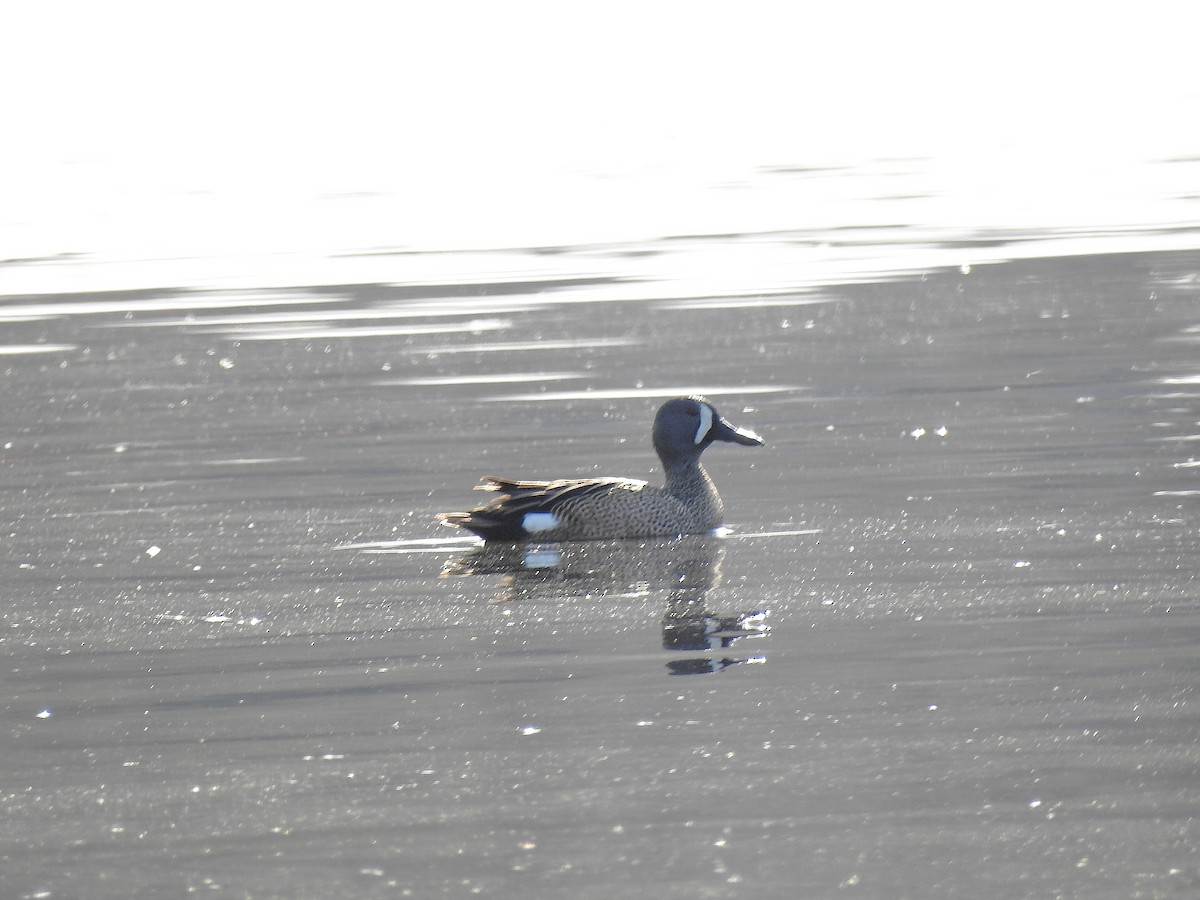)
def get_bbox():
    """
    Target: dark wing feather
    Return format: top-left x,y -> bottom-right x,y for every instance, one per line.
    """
438,476 -> 640,541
